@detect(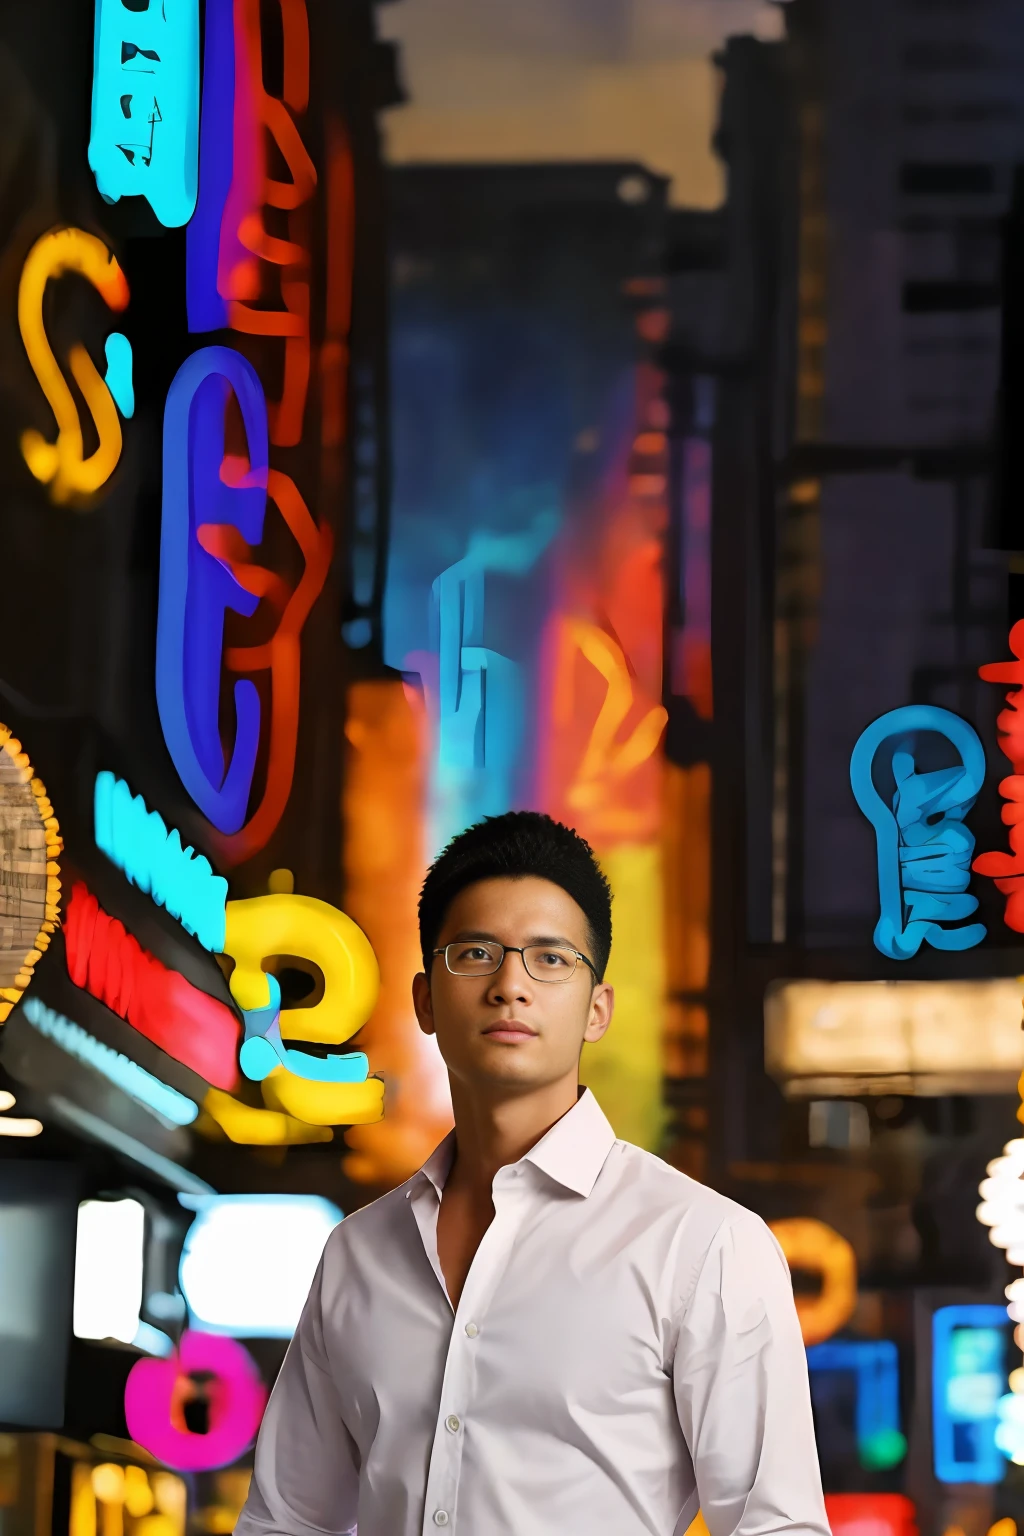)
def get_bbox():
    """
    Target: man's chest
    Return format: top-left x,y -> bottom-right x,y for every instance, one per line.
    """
323,1203 -> 677,1450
